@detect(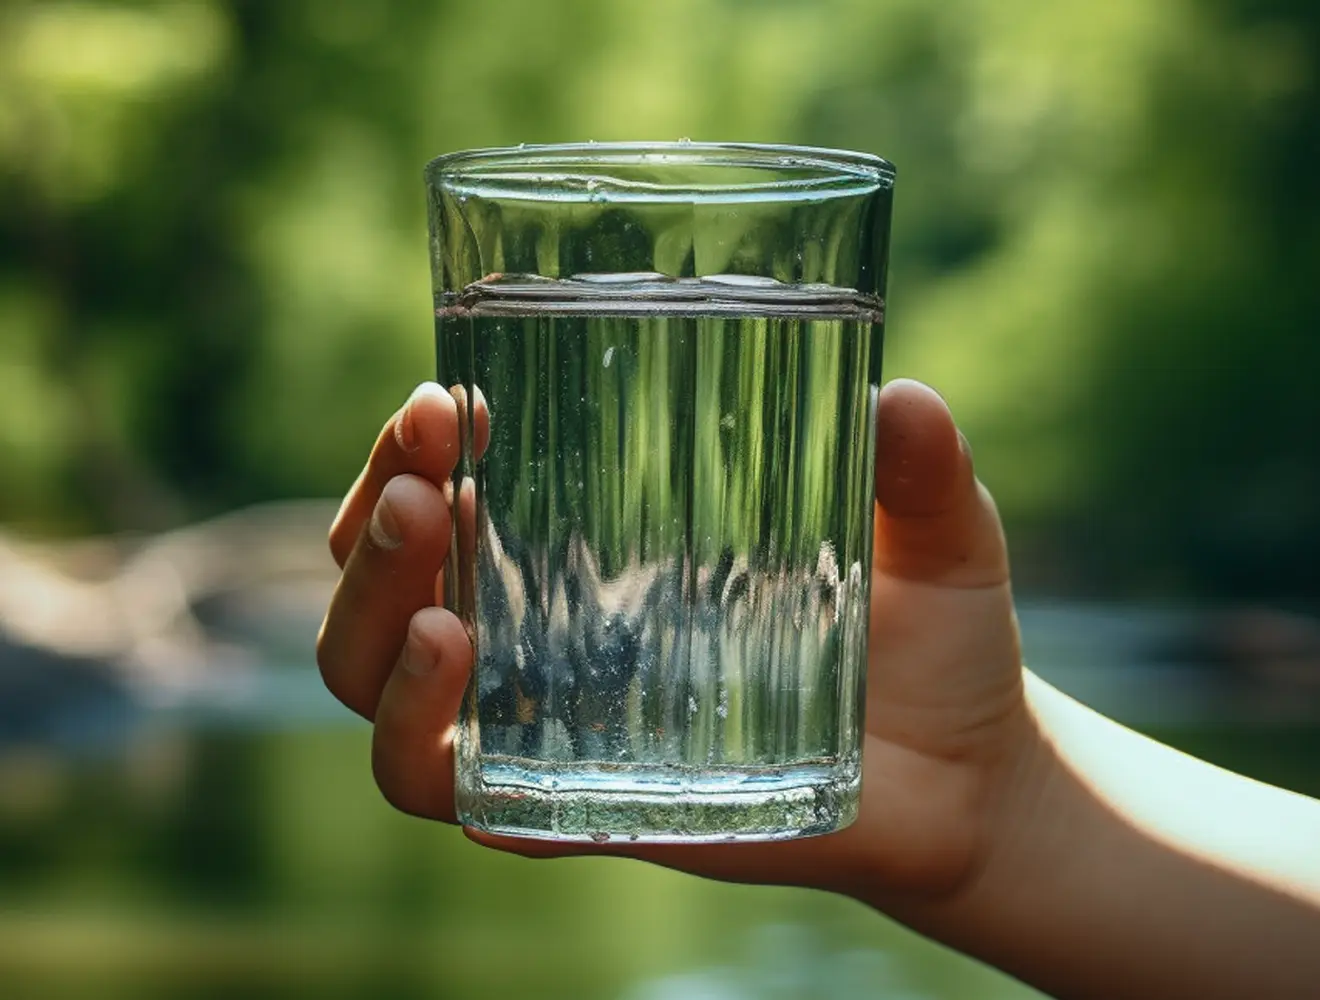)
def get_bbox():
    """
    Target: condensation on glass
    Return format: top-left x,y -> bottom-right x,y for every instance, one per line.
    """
426,142 -> 894,842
